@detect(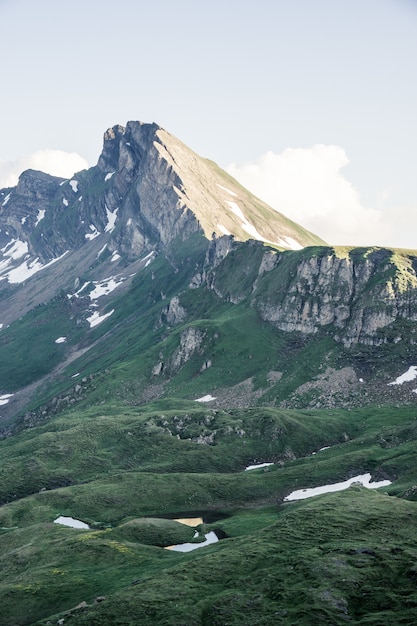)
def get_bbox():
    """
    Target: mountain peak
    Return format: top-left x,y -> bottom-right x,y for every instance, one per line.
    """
97,121 -> 161,174
0,120 -> 325,306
